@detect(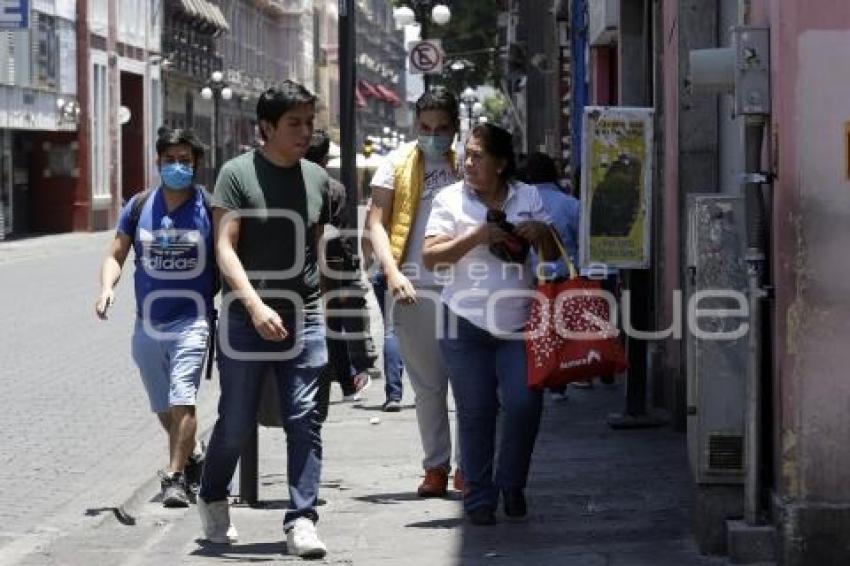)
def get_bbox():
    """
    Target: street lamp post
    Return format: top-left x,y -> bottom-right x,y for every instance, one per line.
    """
460,87 -> 483,137
393,1 -> 451,91
200,70 -> 232,181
